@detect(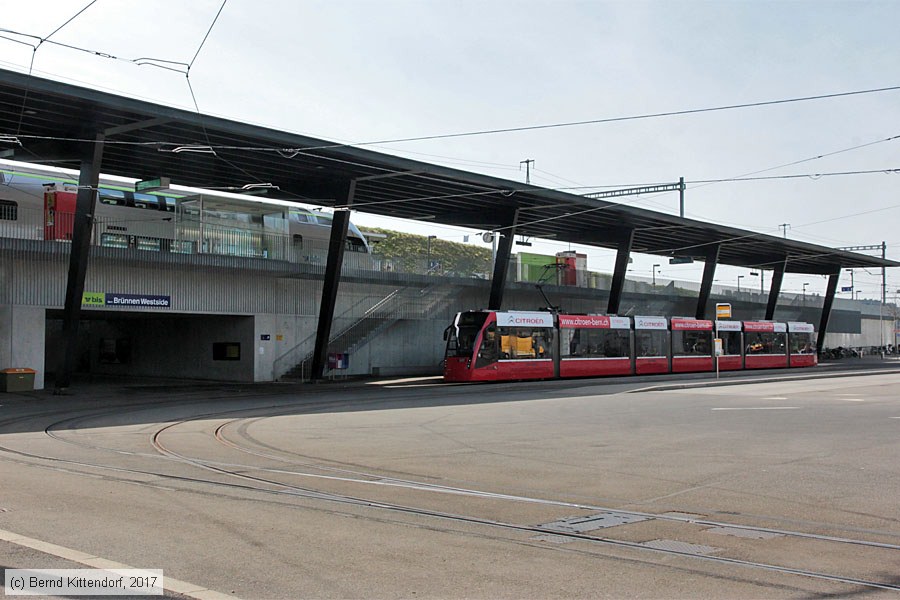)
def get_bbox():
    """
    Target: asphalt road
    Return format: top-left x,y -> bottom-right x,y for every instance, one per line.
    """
1,366 -> 899,599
